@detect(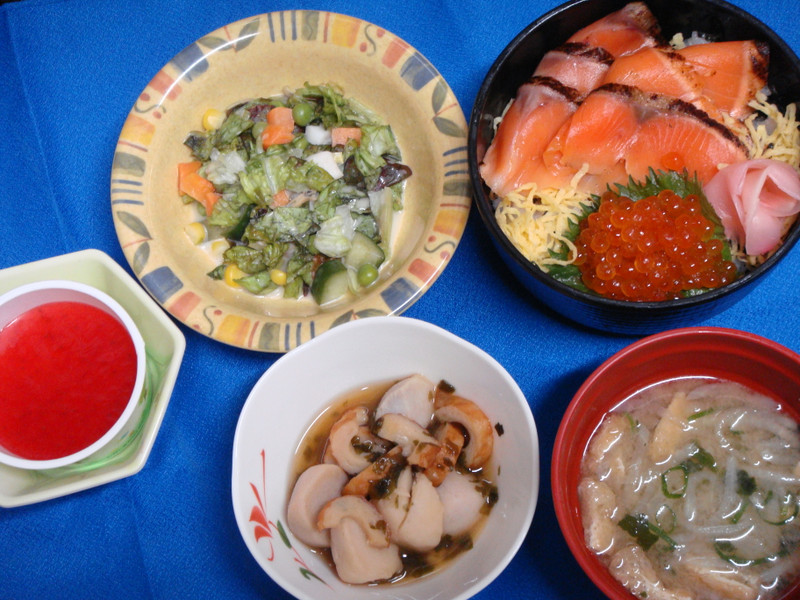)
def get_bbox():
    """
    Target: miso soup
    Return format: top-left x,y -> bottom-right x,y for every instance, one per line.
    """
580,377 -> 800,600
